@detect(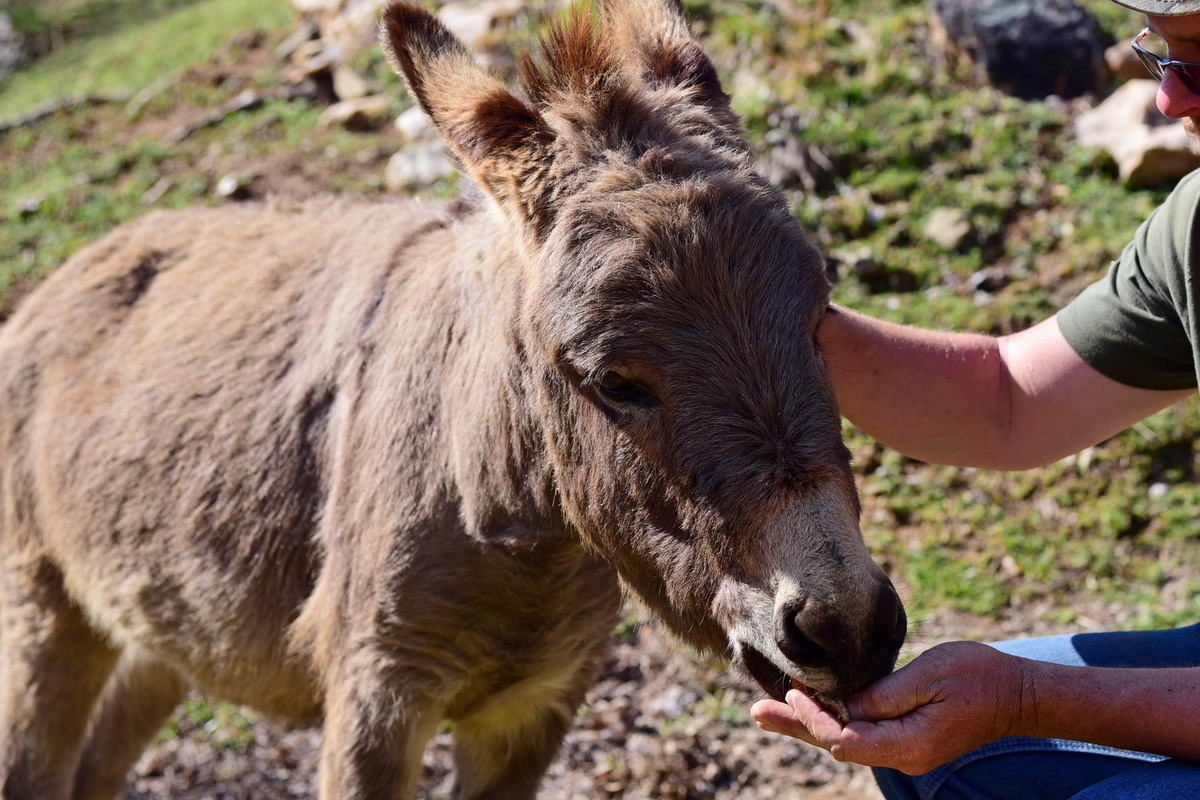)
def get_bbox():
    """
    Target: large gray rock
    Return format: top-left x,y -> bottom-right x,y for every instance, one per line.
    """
1076,80 -> 1200,188
930,0 -> 1106,99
